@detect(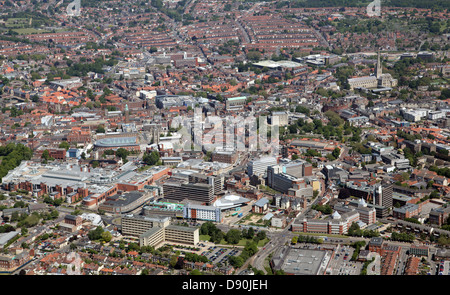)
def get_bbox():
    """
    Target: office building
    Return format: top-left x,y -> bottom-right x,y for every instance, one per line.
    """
121,214 -> 199,247
187,173 -> 224,195
121,214 -> 171,237
334,199 -> 377,226
211,150 -> 238,164
247,156 -> 277,177
297,210 -> 360,235
163,180 -> 214,205
393,203 -> 420,220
